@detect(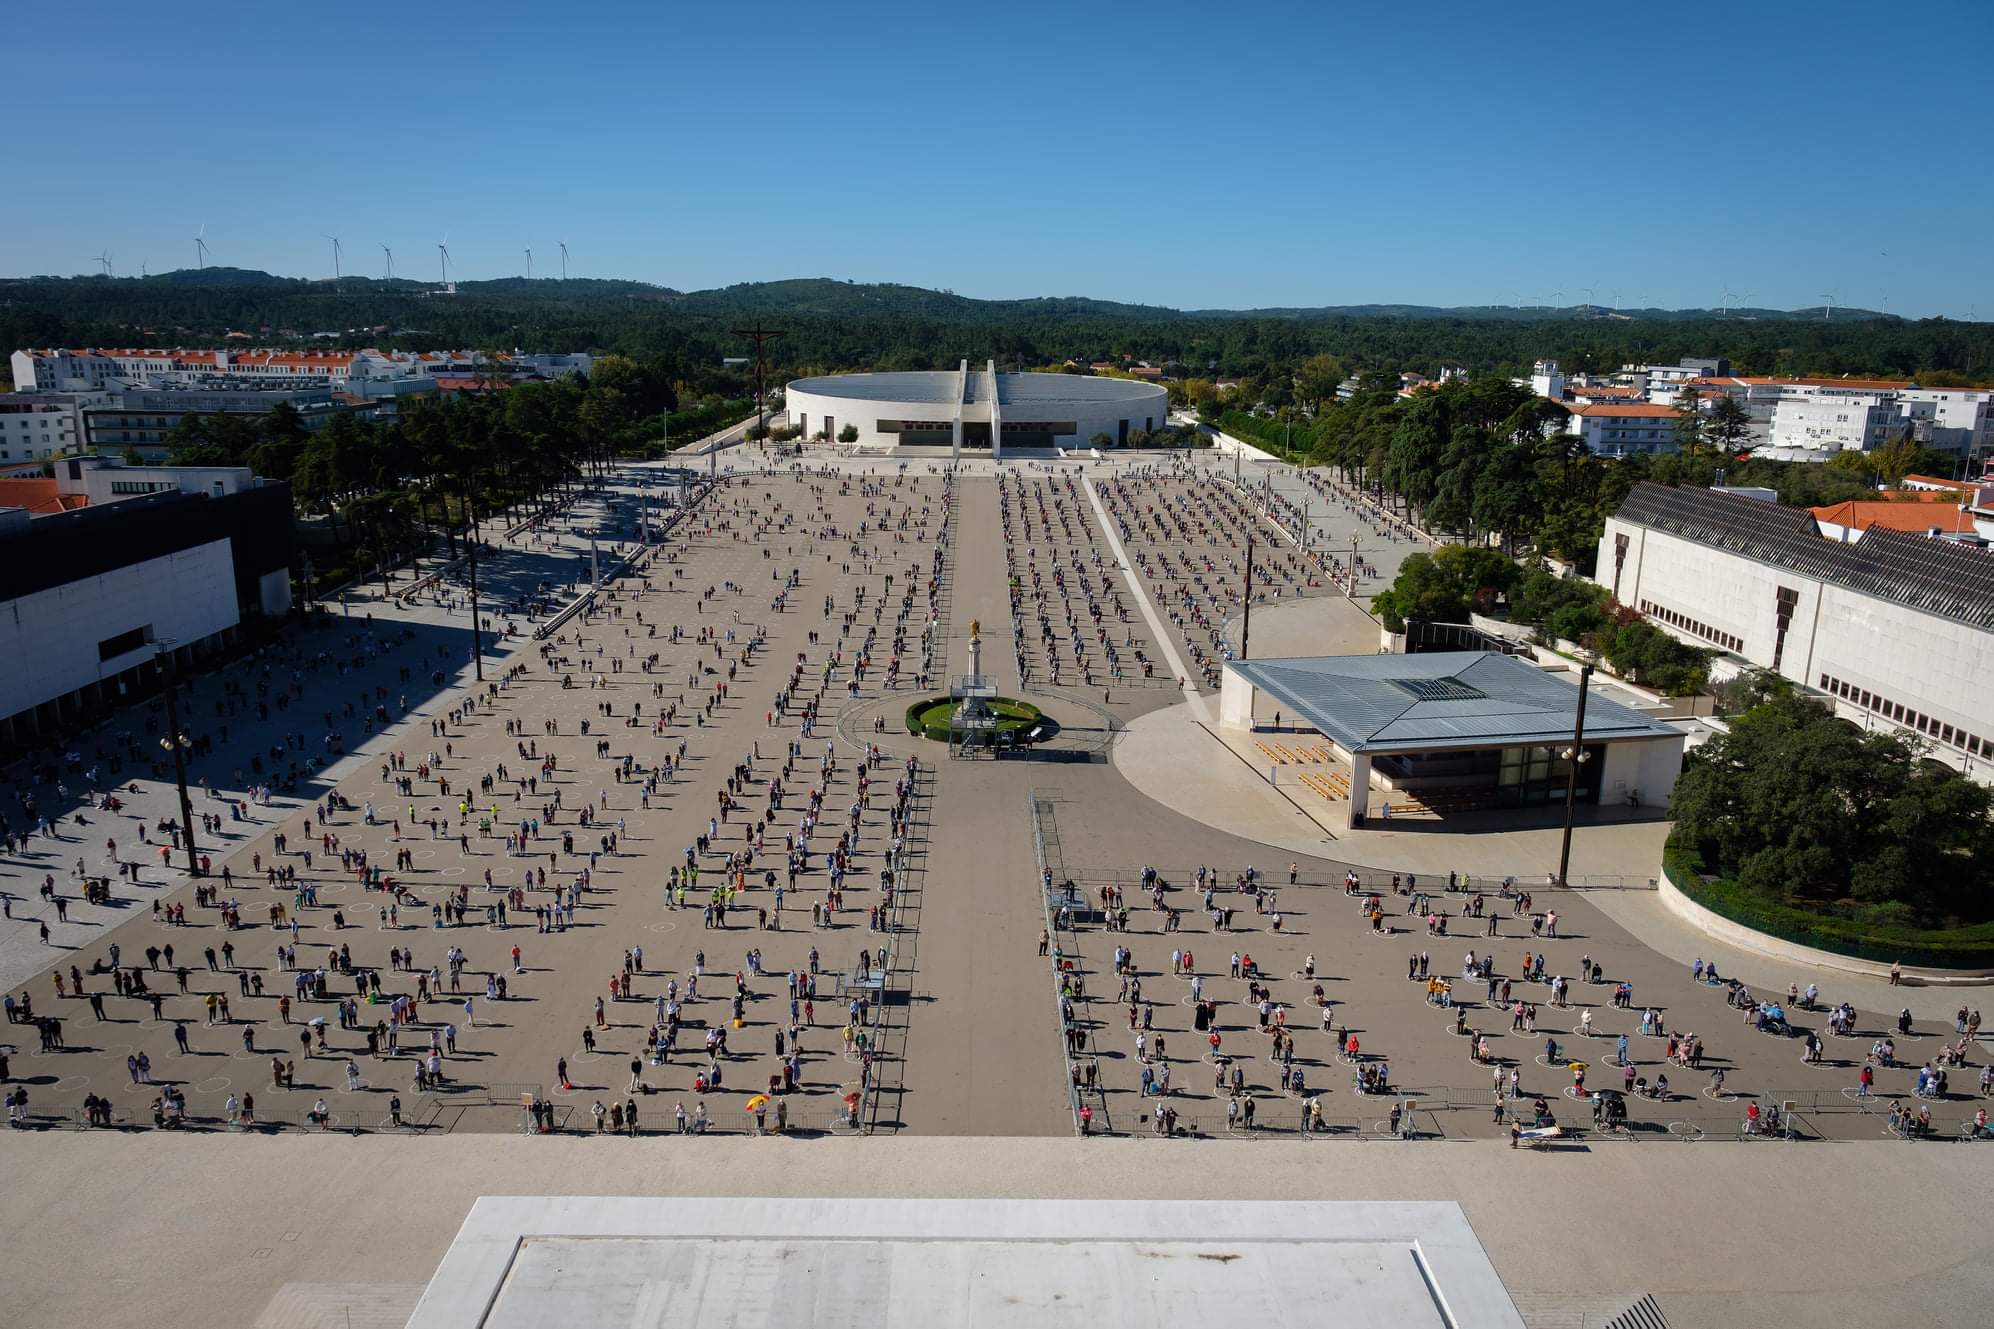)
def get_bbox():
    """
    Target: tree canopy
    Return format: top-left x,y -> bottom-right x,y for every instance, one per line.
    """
1670,695 -> 1994,927
1369,544 -> 1520,632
